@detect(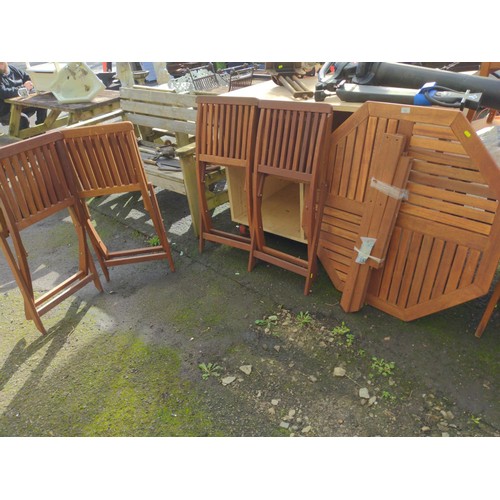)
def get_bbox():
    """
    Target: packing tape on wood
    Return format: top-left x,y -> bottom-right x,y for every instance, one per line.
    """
354,237 -> 384,265
370,177 -> 409,200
